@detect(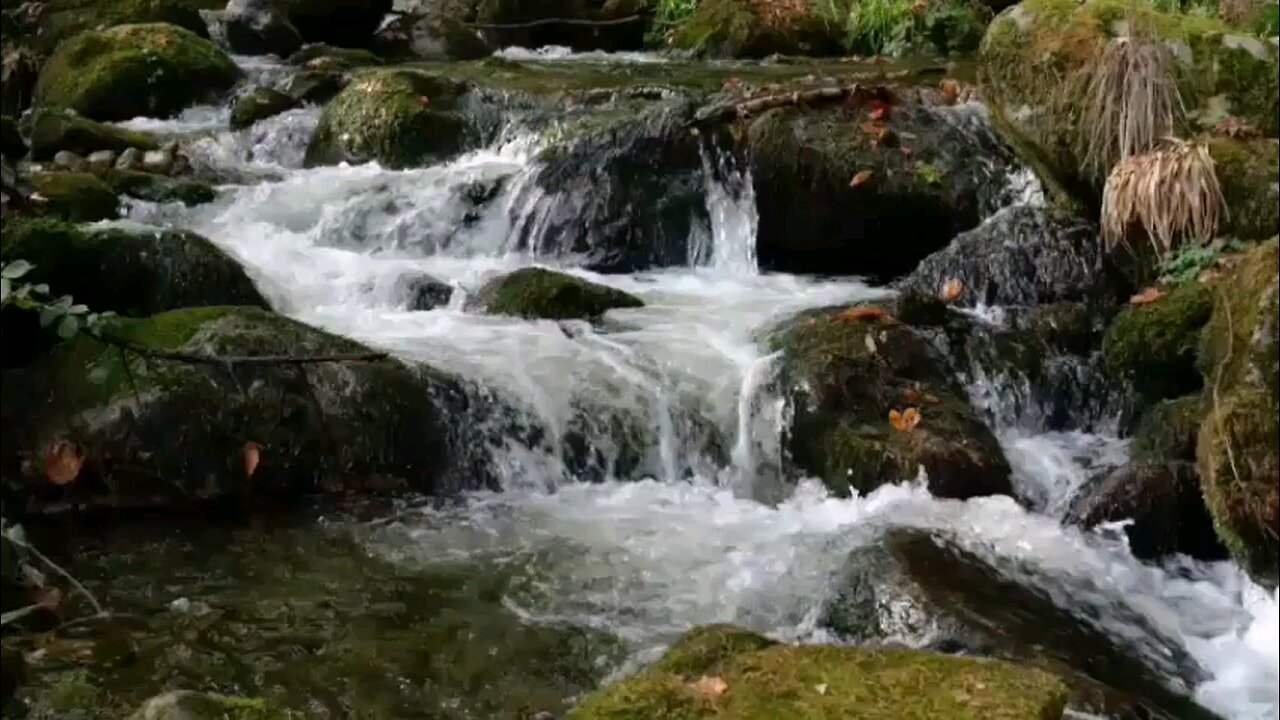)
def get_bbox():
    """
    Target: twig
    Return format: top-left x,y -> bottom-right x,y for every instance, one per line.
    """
466,14 -> 640,29
691,84 -> 871,126
6,535 -> 105,616
94,332 -> 388,367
